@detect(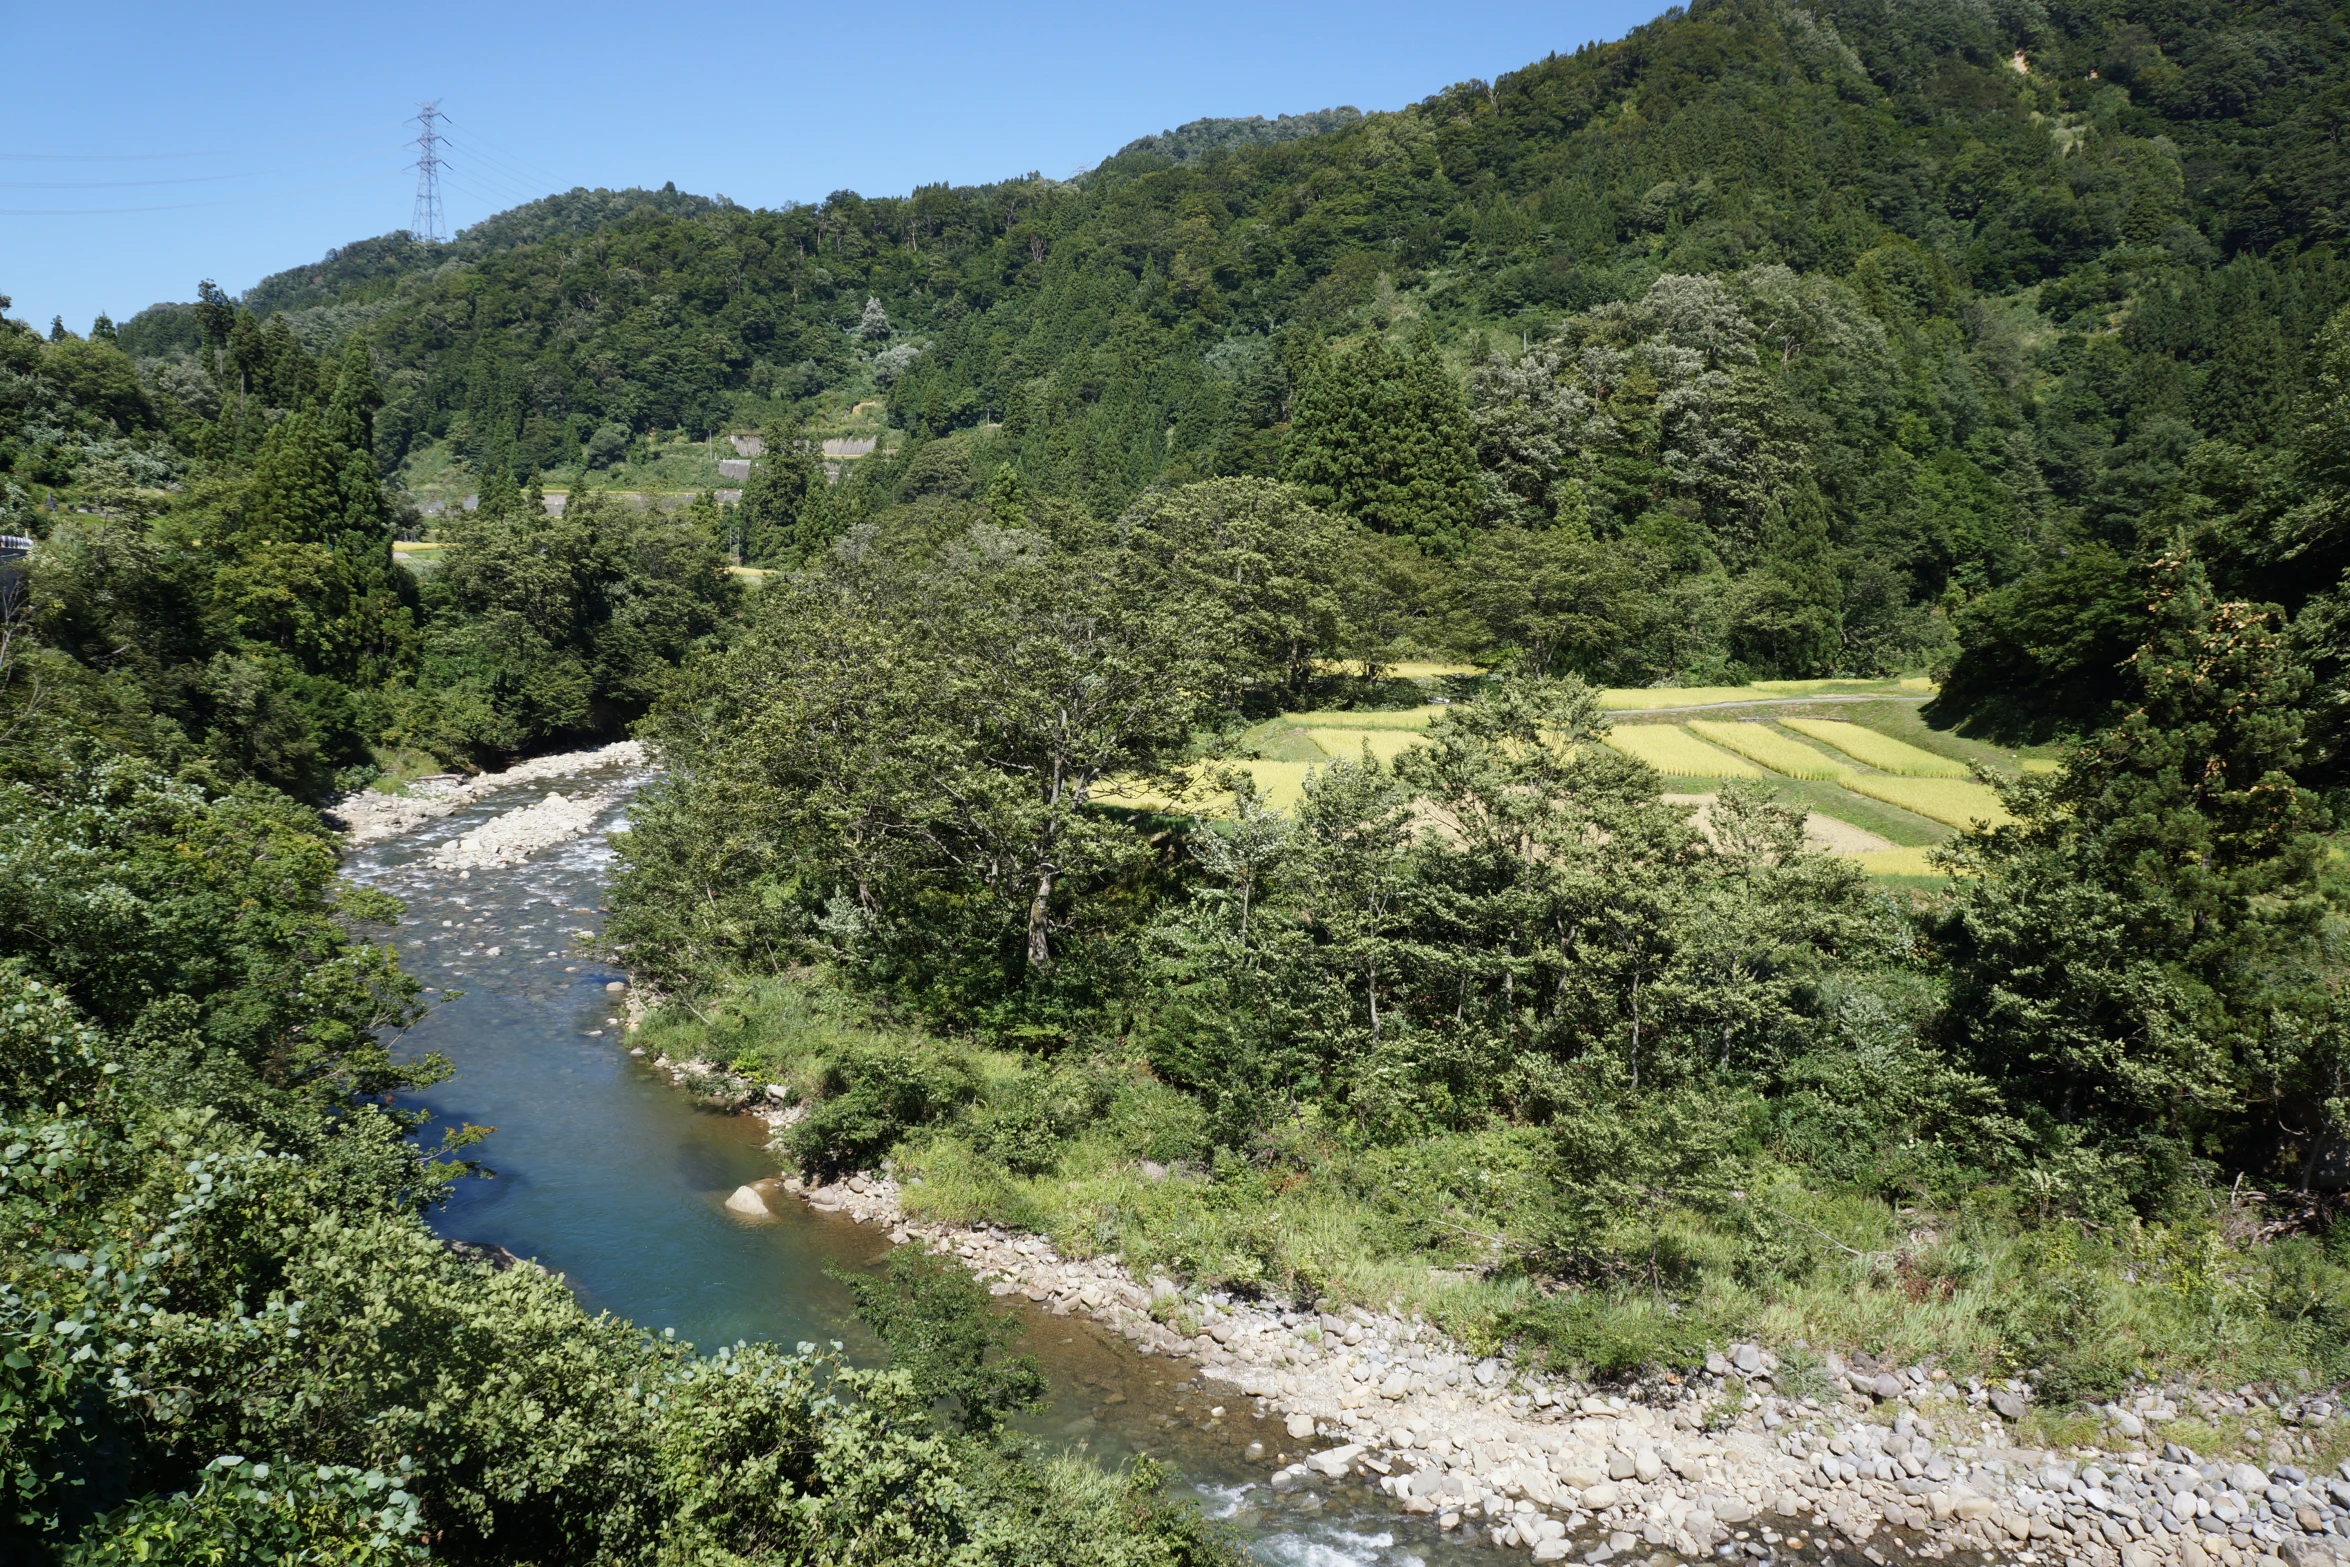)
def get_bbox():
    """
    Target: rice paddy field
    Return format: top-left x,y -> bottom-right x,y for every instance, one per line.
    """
1779,719 -> 1975,777
1283,705 -> 1455,730
1600,725 -> 1762,777
1682,720 -> 1846,780
1834,773 -> 2015,830
1305,729 -> 1427,764
1121,673 -> 2043,879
